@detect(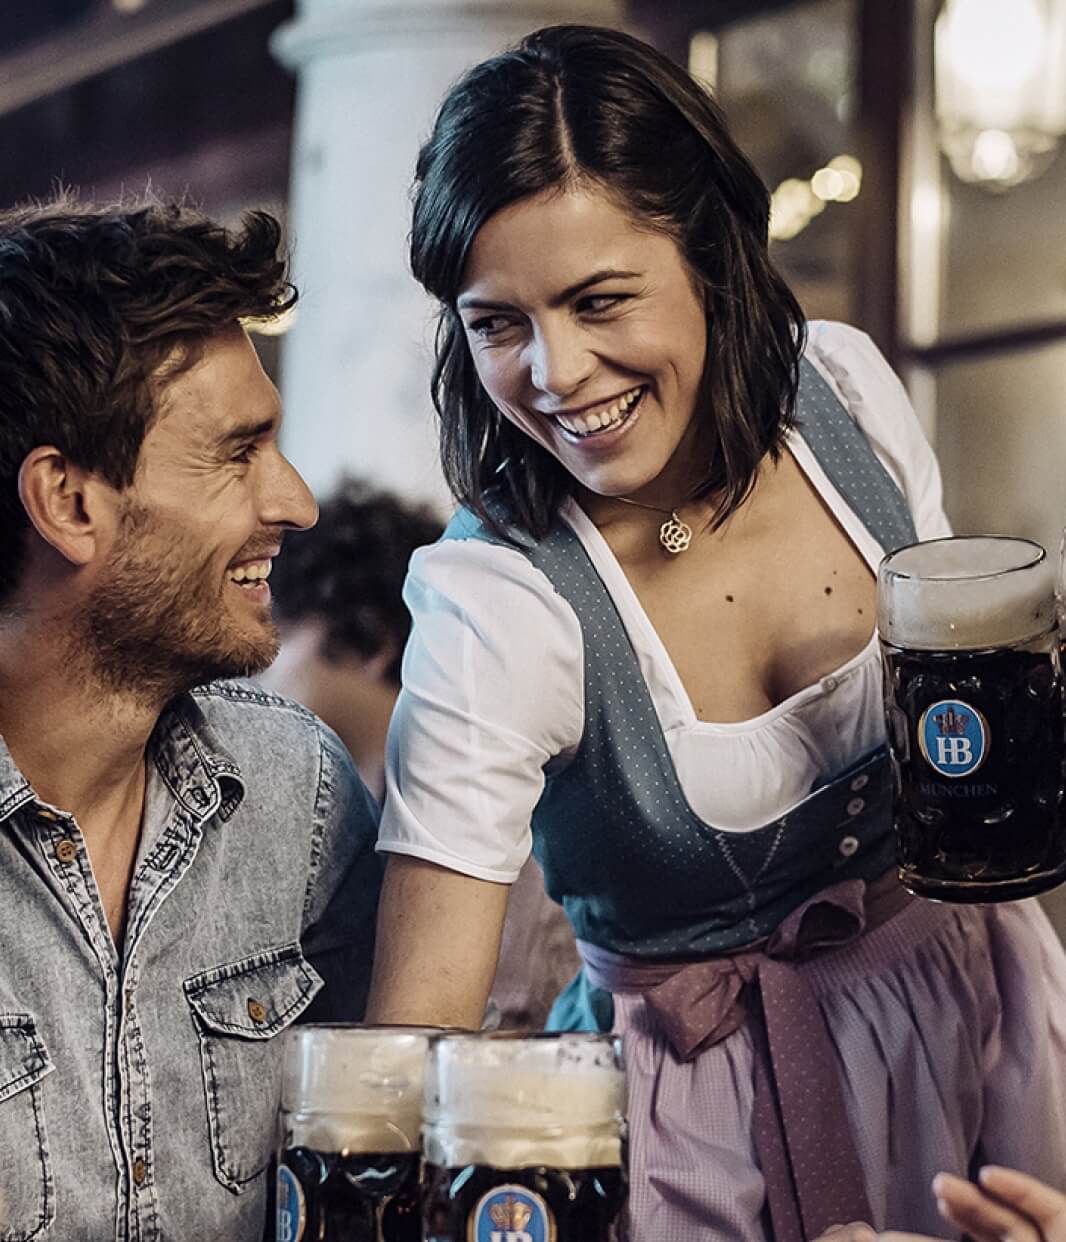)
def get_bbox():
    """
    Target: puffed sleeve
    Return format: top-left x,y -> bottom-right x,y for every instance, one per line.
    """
377,535 -> 585,883
806,320 -> 952,541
